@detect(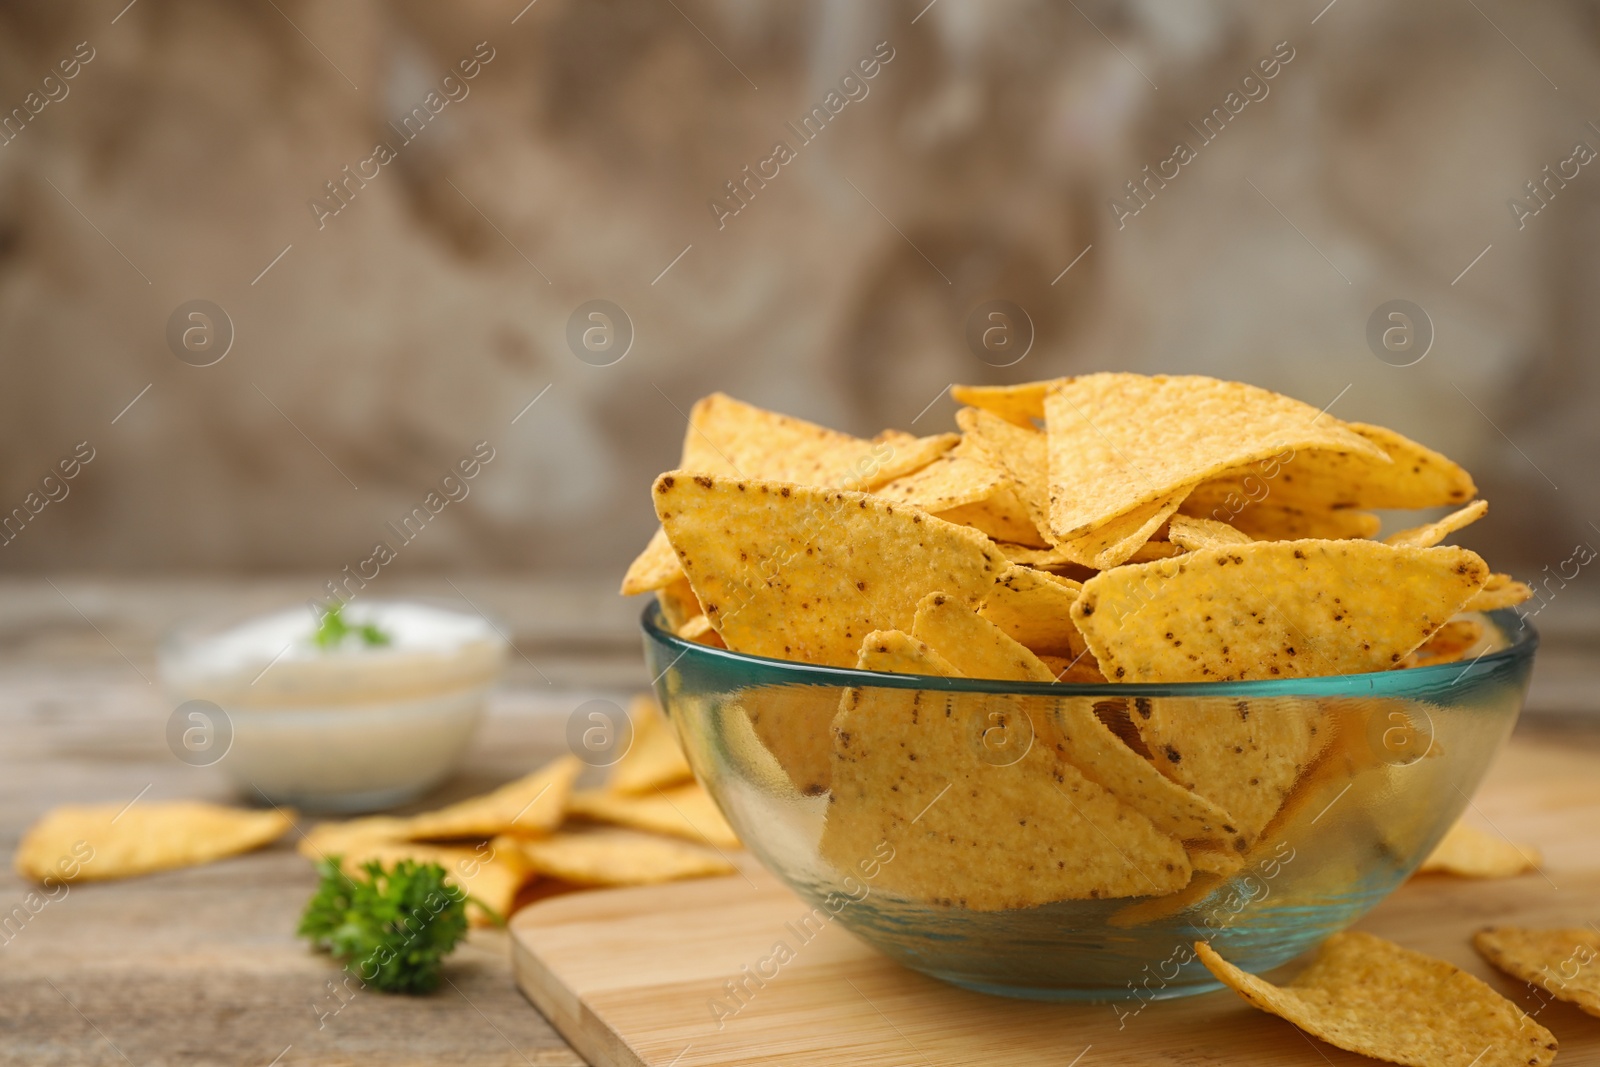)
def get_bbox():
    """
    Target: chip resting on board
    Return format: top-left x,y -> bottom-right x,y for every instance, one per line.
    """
15,801 -> 292,883
1474,926 -> 1600,1017
654,473 -> 1004,668
1196,933 -> 1557,1067
1416,820 -> 1540,877
1044,374 -> 1387,542
1070,540 -> 1489,682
